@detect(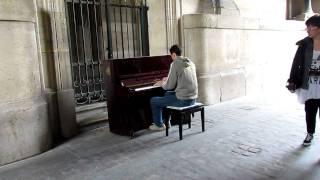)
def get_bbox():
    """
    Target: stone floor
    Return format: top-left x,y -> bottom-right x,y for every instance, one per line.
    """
1,96 -> 320,180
